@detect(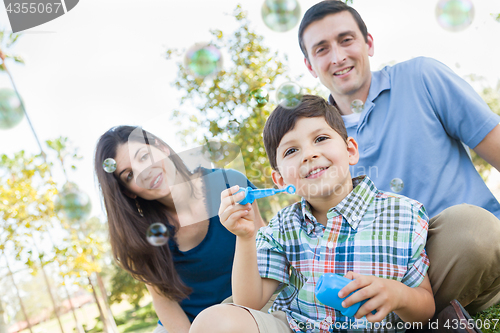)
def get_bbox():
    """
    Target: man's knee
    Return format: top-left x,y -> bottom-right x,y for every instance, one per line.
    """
429,204 -> 500,261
